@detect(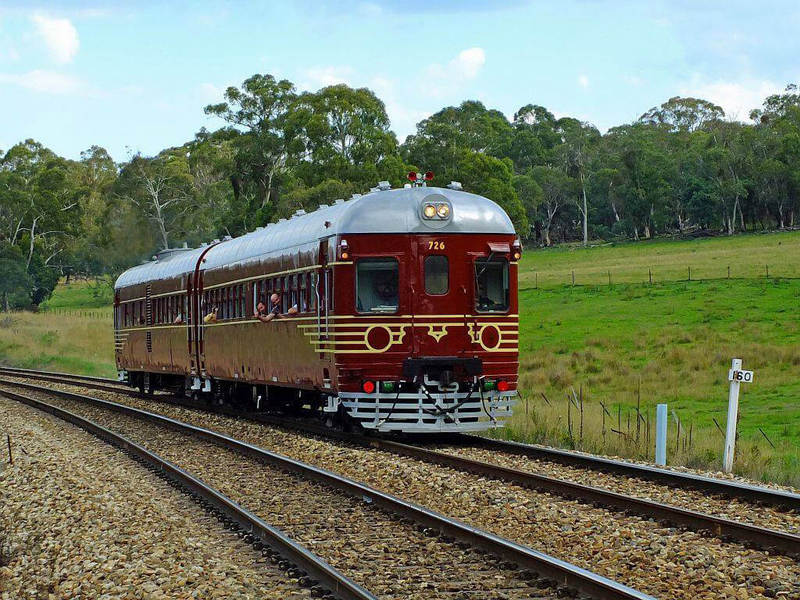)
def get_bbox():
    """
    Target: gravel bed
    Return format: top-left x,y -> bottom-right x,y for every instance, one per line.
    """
12,389 -> 565,600
11,384 -> 800,600
430,444 -> 800,534
0,396 -> 311,600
